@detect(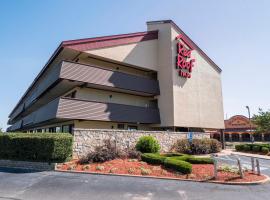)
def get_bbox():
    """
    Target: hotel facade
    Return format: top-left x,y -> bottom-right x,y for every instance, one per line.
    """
7,20 -> 225,133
